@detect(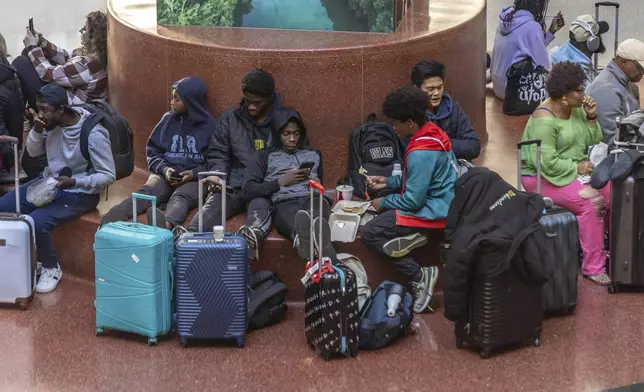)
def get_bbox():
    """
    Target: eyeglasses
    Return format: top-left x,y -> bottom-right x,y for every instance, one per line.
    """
633,60 -> 644,73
